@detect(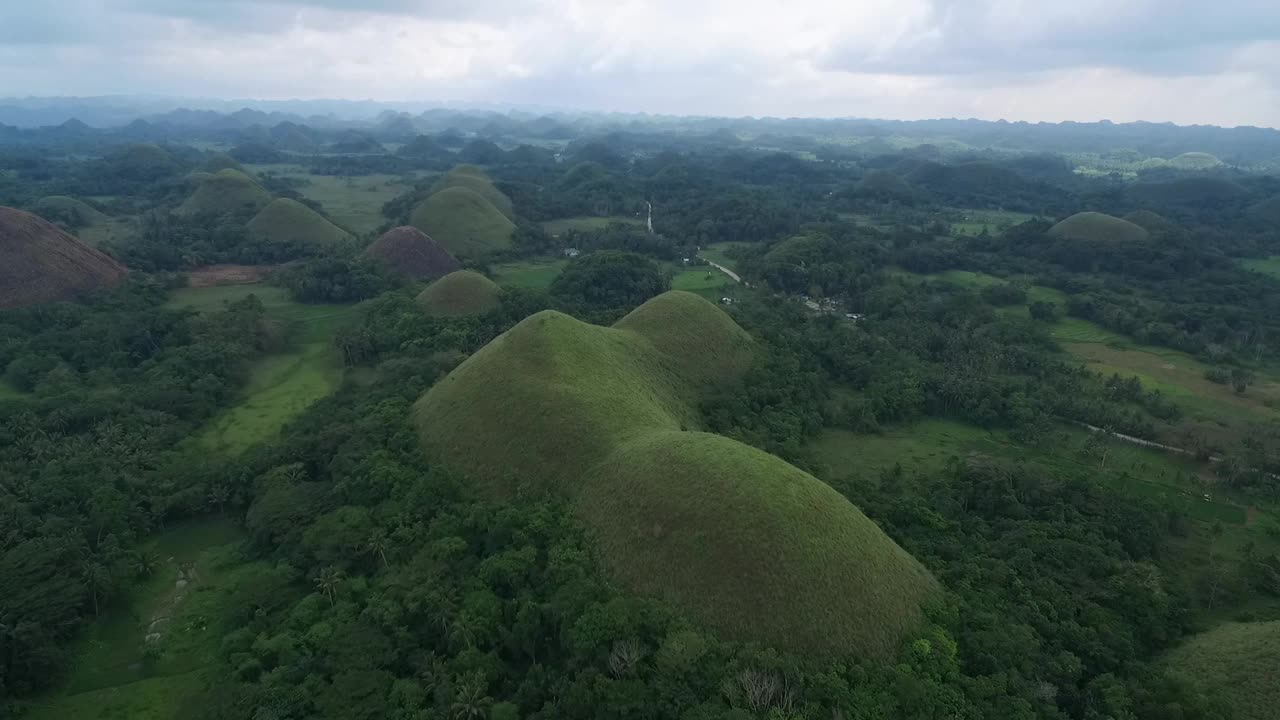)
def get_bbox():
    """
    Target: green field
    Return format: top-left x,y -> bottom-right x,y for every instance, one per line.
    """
248,165 -> 413,234
541,215 -> 643,236
949,209 -> 1036,236
27,519 -> 251,720
168,284 -> 357,453
1240,256 -> 1280,280
807,419 -> 1246,525
0,378 -> 28,401
698,241 -> 751,273
670,266 -> 730,300
490,258 -> 567,289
